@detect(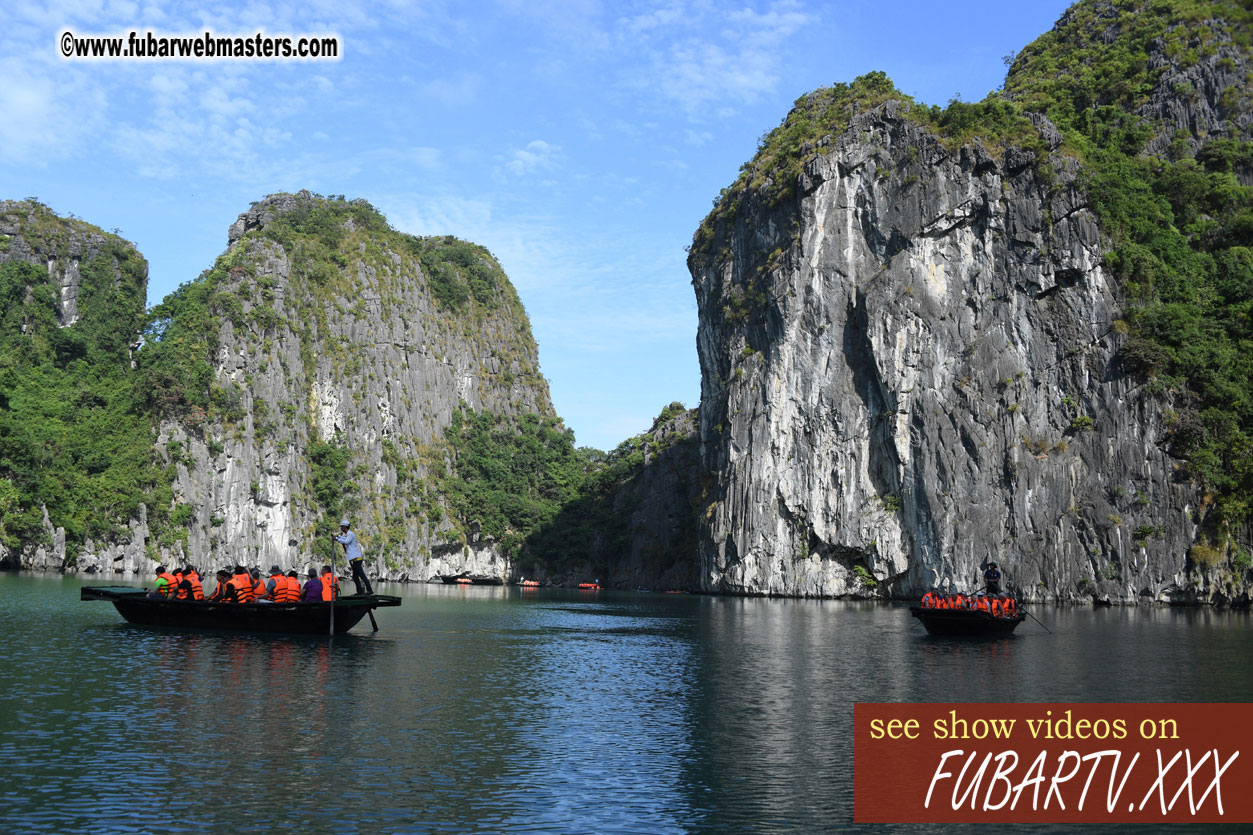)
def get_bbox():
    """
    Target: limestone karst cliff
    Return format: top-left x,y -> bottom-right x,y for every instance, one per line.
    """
138,192 -> 554,579
688,0 -> 1252,603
